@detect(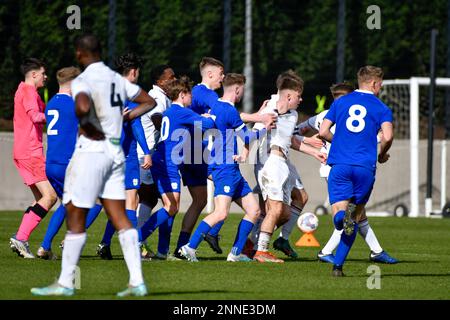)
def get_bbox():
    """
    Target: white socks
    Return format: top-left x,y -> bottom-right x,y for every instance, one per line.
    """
137,203 -> 152,229
250,215 -> 264,245
358,219 -> 383,254
321,220 -> 383,255
279,206 -> 302,240
321,228 -> 342,255
58,232 -> 87,289
118,228 -> 144,287
257,232 -> 271,252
